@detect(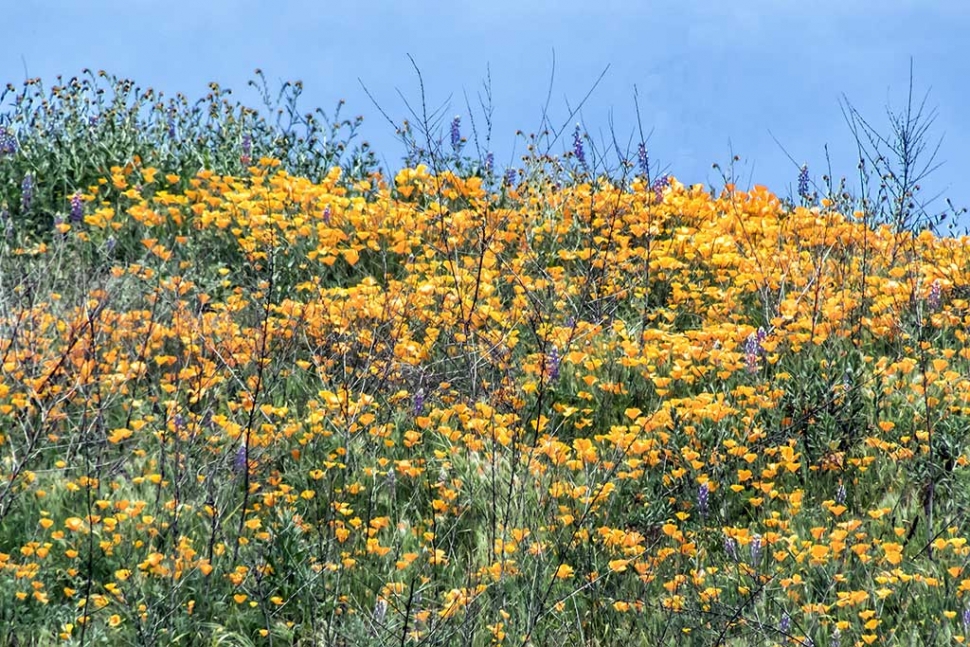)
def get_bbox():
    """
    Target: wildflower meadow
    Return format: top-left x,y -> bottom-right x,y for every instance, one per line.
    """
2,70 -> 970,646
